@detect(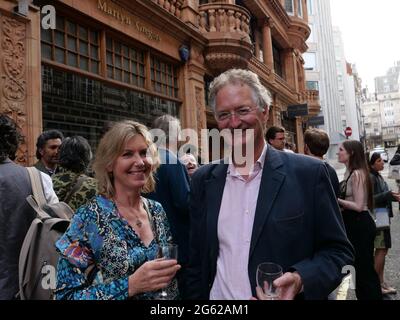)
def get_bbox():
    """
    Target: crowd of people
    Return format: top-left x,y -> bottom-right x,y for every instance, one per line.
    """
0,68 -> 399,300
